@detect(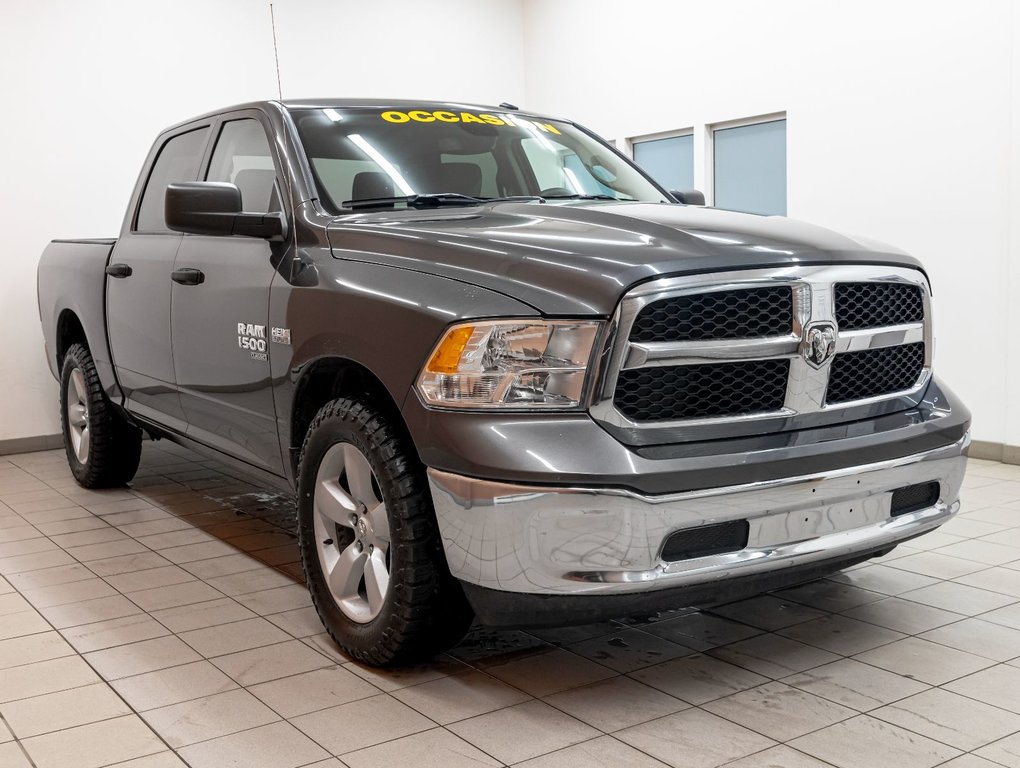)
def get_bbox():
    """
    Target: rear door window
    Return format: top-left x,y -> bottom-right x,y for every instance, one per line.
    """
135,127 -> 210,233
